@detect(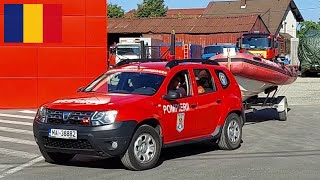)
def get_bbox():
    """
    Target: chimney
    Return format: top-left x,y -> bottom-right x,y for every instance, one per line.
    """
240,0 -> 247,9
